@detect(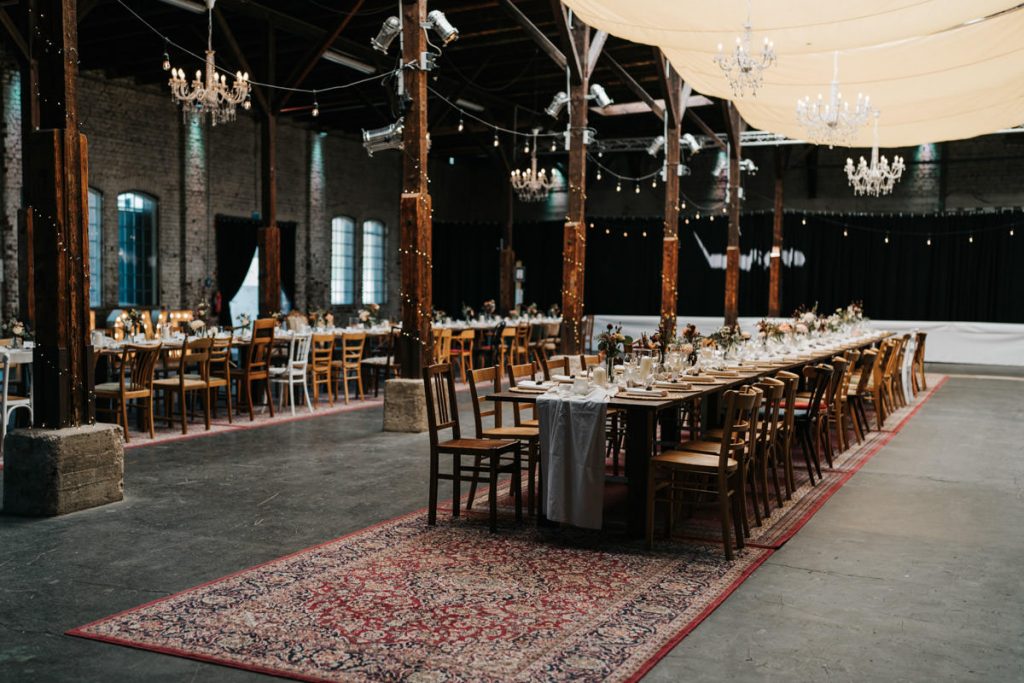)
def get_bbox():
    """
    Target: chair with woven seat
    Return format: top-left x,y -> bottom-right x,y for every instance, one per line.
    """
468,365 -> 541,516
791,363 -> 833,483
333,332 -> 366,404
95,343 -> 162,442
153,337 -> 213,434
423,363 -> 522,532
773,370 -> 800,499
206,337 -> 233,422
1,352 -> 33,457
270,332 -> 312,416
361,326 -> 399,397
449,328 -> 476,383
848,348 -> 878,436
309,333 -> 335,407
911,331 -> 928,394
646,387 -> 760,559
231,318 -> 275,421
